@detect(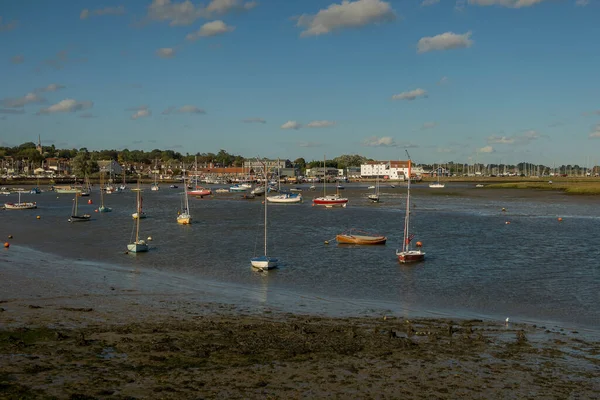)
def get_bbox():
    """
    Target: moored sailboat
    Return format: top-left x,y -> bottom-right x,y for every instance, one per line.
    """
312,155 -> 348,208
128,178 -> 149,253
396,152 -> 425,263
251,161 -> 278,270
98,172 -> 112,213
4,191 -> 37,210
68,192 -> 91,222
177,172 -> 192,224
